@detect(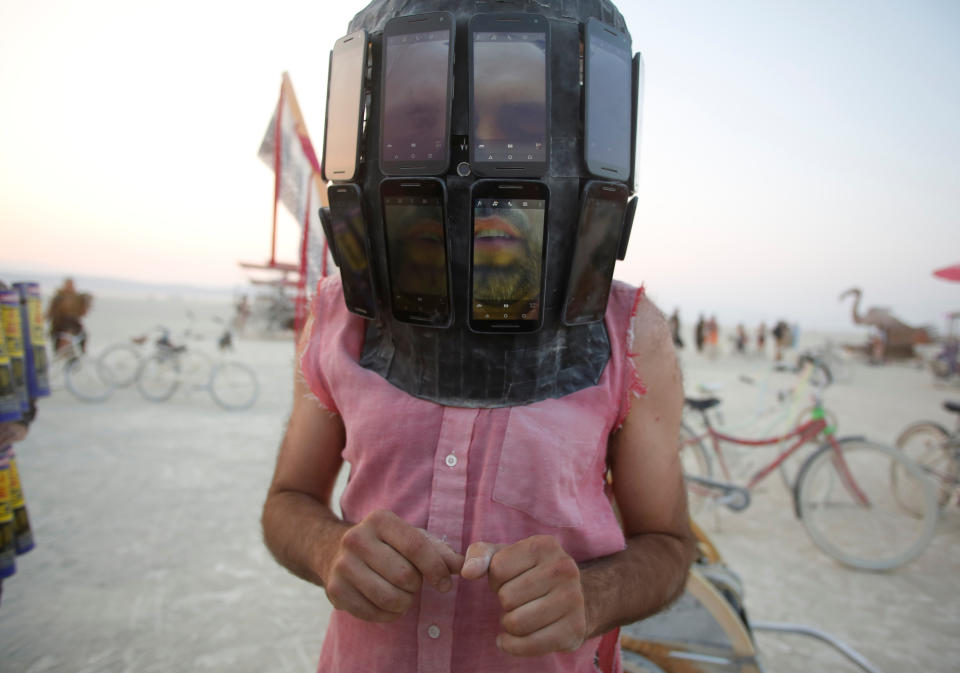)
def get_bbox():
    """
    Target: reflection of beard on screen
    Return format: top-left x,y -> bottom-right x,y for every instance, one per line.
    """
388,205 -> 447,300
473,207 -> 542,305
